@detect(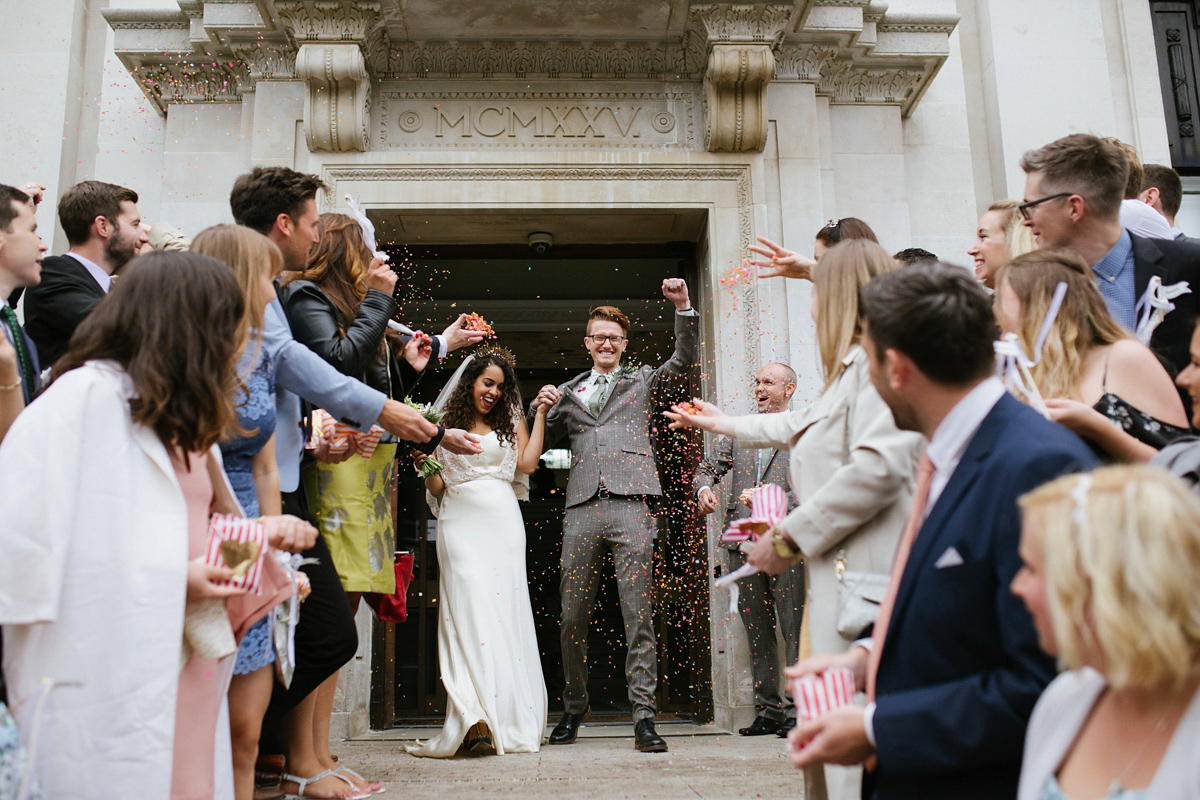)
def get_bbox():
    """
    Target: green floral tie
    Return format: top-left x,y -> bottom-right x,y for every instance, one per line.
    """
1,305 -> 35,398
588,374 -> 609,418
